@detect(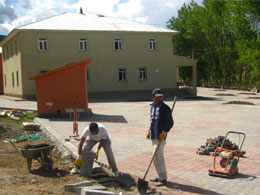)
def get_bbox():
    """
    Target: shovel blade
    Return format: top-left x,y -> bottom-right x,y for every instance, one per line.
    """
137,178 -> 148,194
